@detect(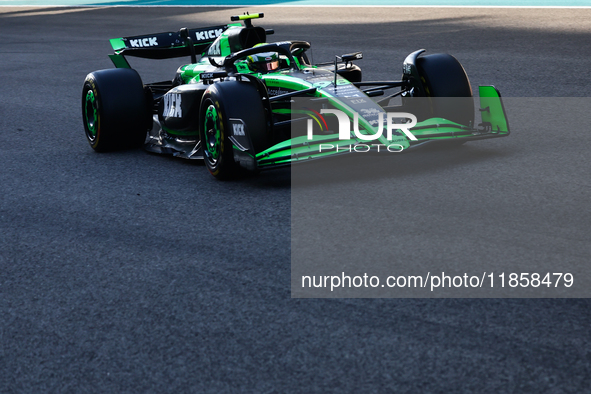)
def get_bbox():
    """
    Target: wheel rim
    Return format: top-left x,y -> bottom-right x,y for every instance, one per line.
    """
84,89 -> 98,142
203,103 -> 222,166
